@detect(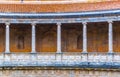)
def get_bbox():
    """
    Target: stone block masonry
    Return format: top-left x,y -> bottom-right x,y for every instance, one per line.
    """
0,53 -> 120,68
0,69 -> 119,77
